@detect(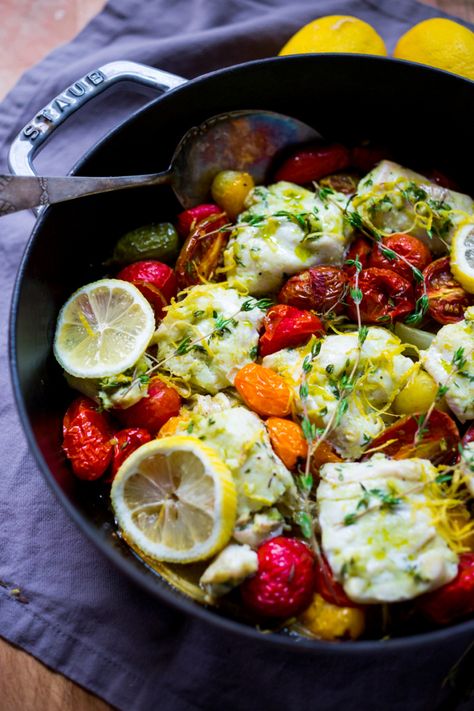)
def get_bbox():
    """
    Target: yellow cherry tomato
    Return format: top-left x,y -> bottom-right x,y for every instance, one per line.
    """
211,170 -> 255,220
393,369 -> 439,416
298,593 -> 365,641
